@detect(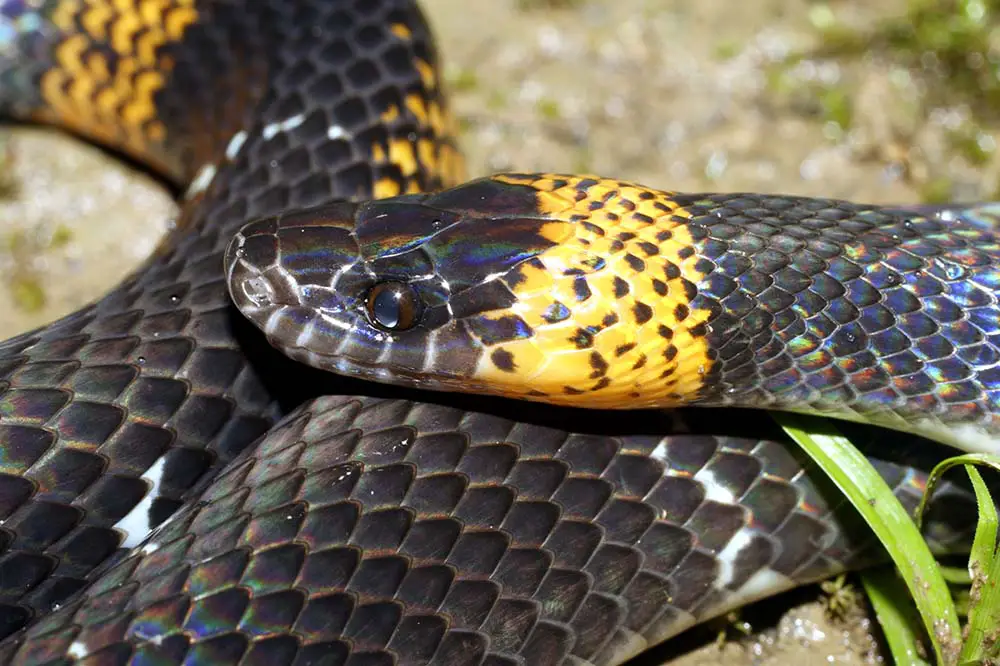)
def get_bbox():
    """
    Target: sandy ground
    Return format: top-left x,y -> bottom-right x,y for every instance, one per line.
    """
3,0 -> 998,662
